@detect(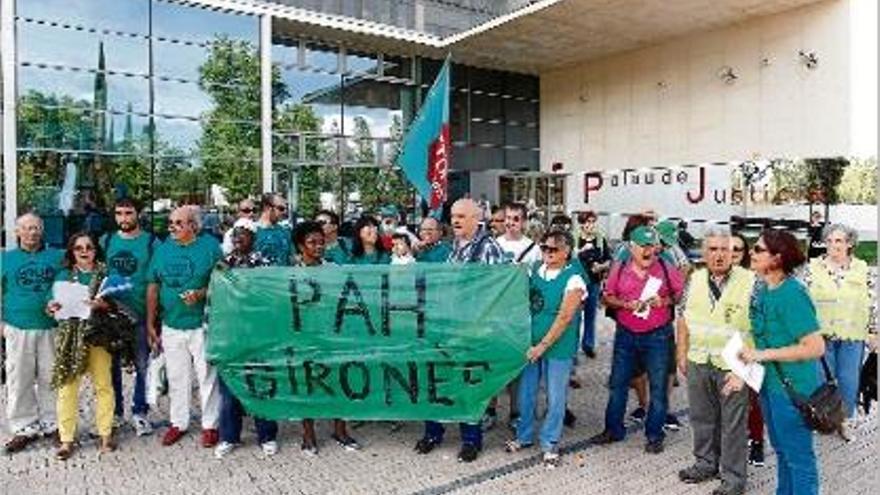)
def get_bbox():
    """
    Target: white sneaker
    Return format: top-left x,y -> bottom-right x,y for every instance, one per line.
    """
543,451 -> 561,469
131,414 -> 154,437
18,423 -> 42,439
214,441 -> 236,459
840,418 -> 856,443
261,440 -> 279,456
